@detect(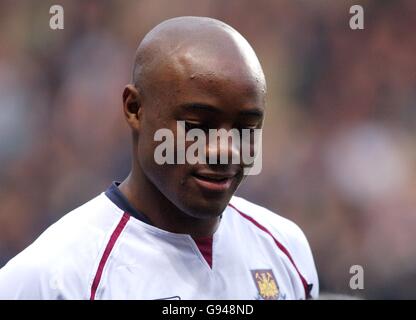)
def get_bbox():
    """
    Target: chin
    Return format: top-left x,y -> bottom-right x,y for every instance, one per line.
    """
180,196 -> 231,220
